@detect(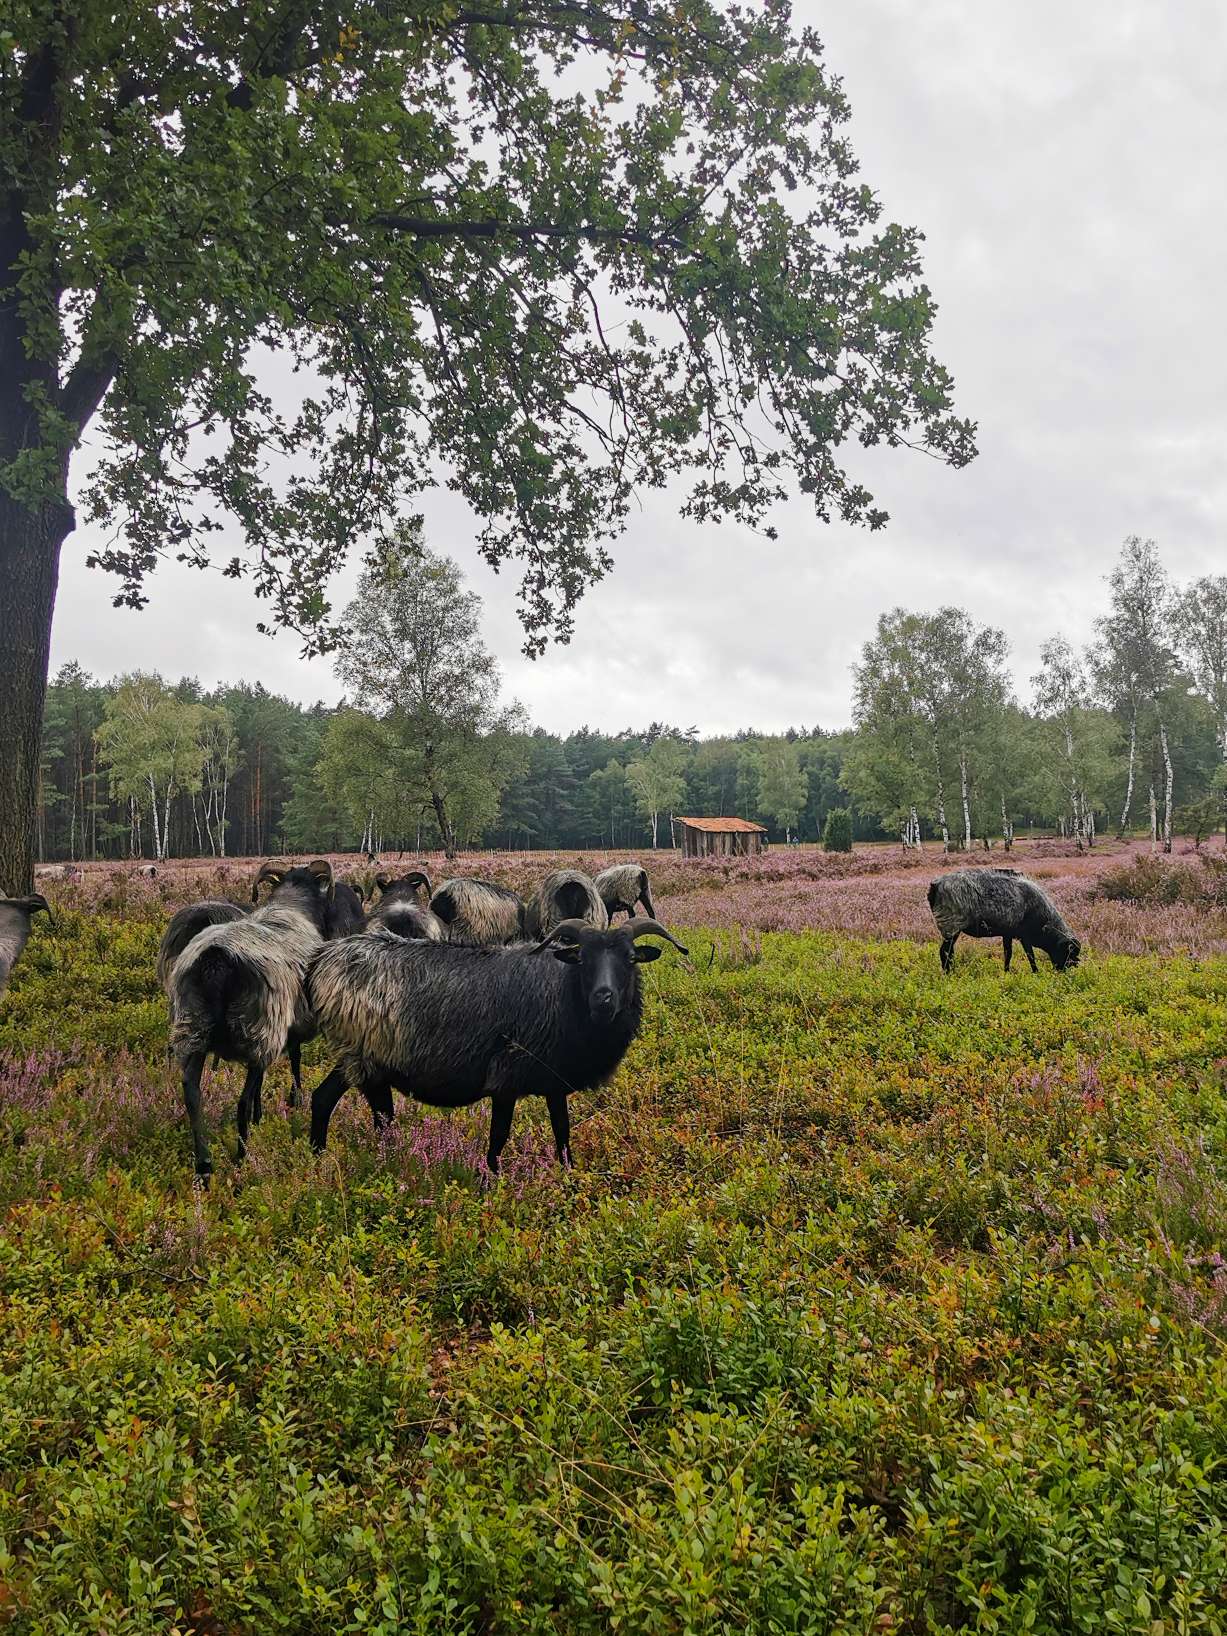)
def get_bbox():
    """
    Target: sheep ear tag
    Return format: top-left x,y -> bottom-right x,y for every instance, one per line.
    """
552,945 -> 582,964
632,945 -> 662,964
